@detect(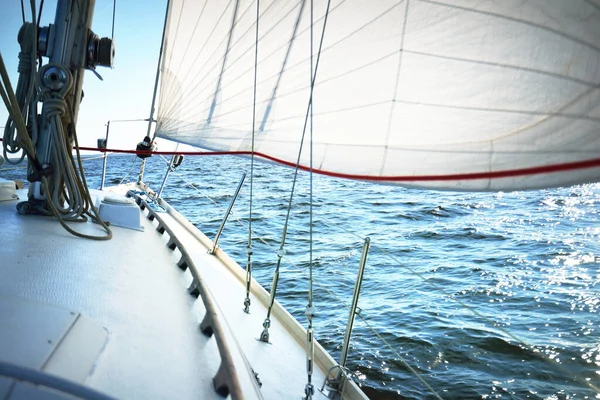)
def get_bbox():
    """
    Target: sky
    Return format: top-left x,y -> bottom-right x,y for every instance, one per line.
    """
0,0 -> 180,152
